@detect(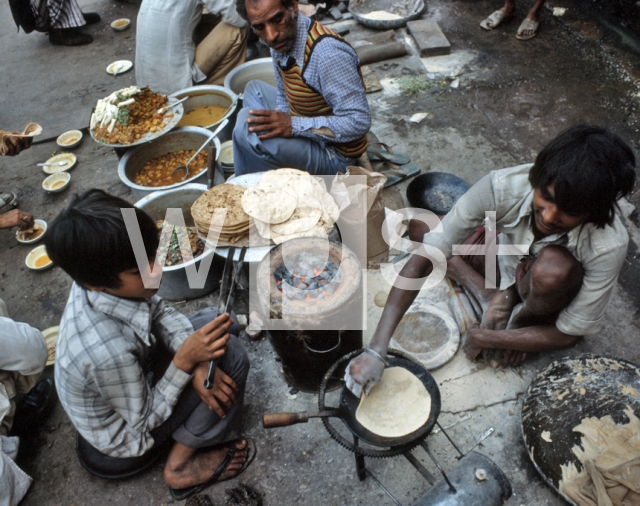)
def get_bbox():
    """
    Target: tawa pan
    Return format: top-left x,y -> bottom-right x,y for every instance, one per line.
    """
406,172 -> 470,216
521,354 -> 640,500
320,349 -> 442,448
